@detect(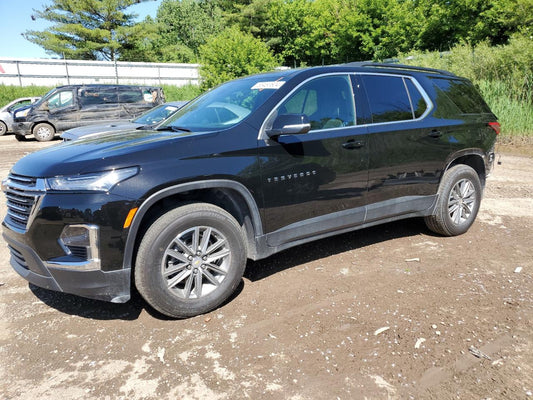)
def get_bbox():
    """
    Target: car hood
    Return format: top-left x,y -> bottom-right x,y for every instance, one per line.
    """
60,122 -> 143,141
11,128 -> 218,178
12,104 -> 32,118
